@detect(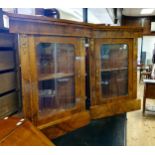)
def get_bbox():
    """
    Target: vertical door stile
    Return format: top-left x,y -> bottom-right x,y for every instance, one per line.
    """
79,38 -> 86,109
18,34 -> 32,121
132,37 -> 138,99
28,35 -> 39,125
89,38 -> 96,106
